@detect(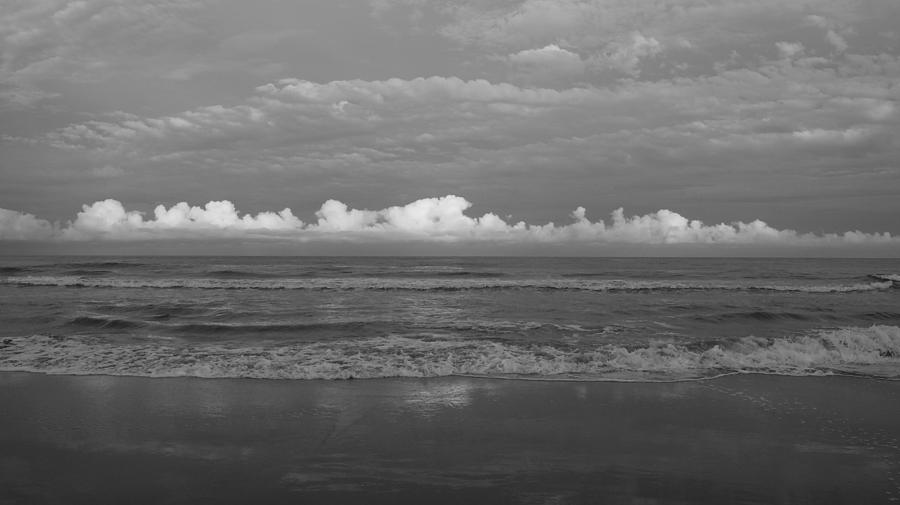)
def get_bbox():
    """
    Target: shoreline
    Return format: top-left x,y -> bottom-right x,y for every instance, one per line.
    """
1,366 -> 898,384
6,364 -> 900,387
2,371 -> 899,504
